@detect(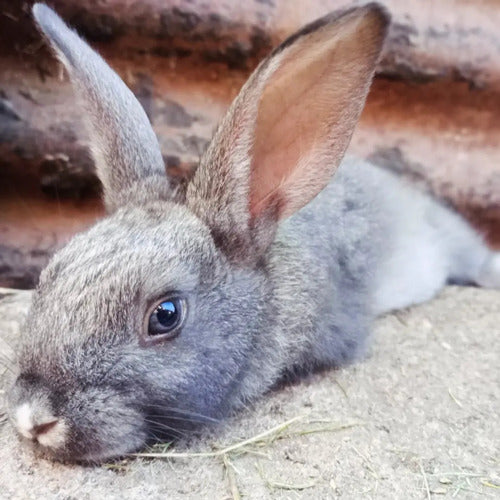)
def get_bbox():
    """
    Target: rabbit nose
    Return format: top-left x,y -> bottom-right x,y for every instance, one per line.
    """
31,419 -> 59,438
13,403 -> 67,448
